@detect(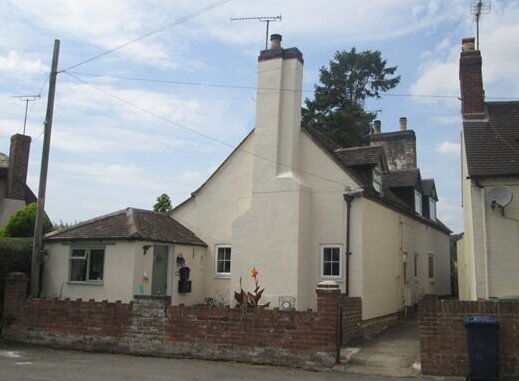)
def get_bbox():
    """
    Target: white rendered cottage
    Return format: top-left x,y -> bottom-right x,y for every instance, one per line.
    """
171,35 -> 451,321
41,35 -> 451,324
